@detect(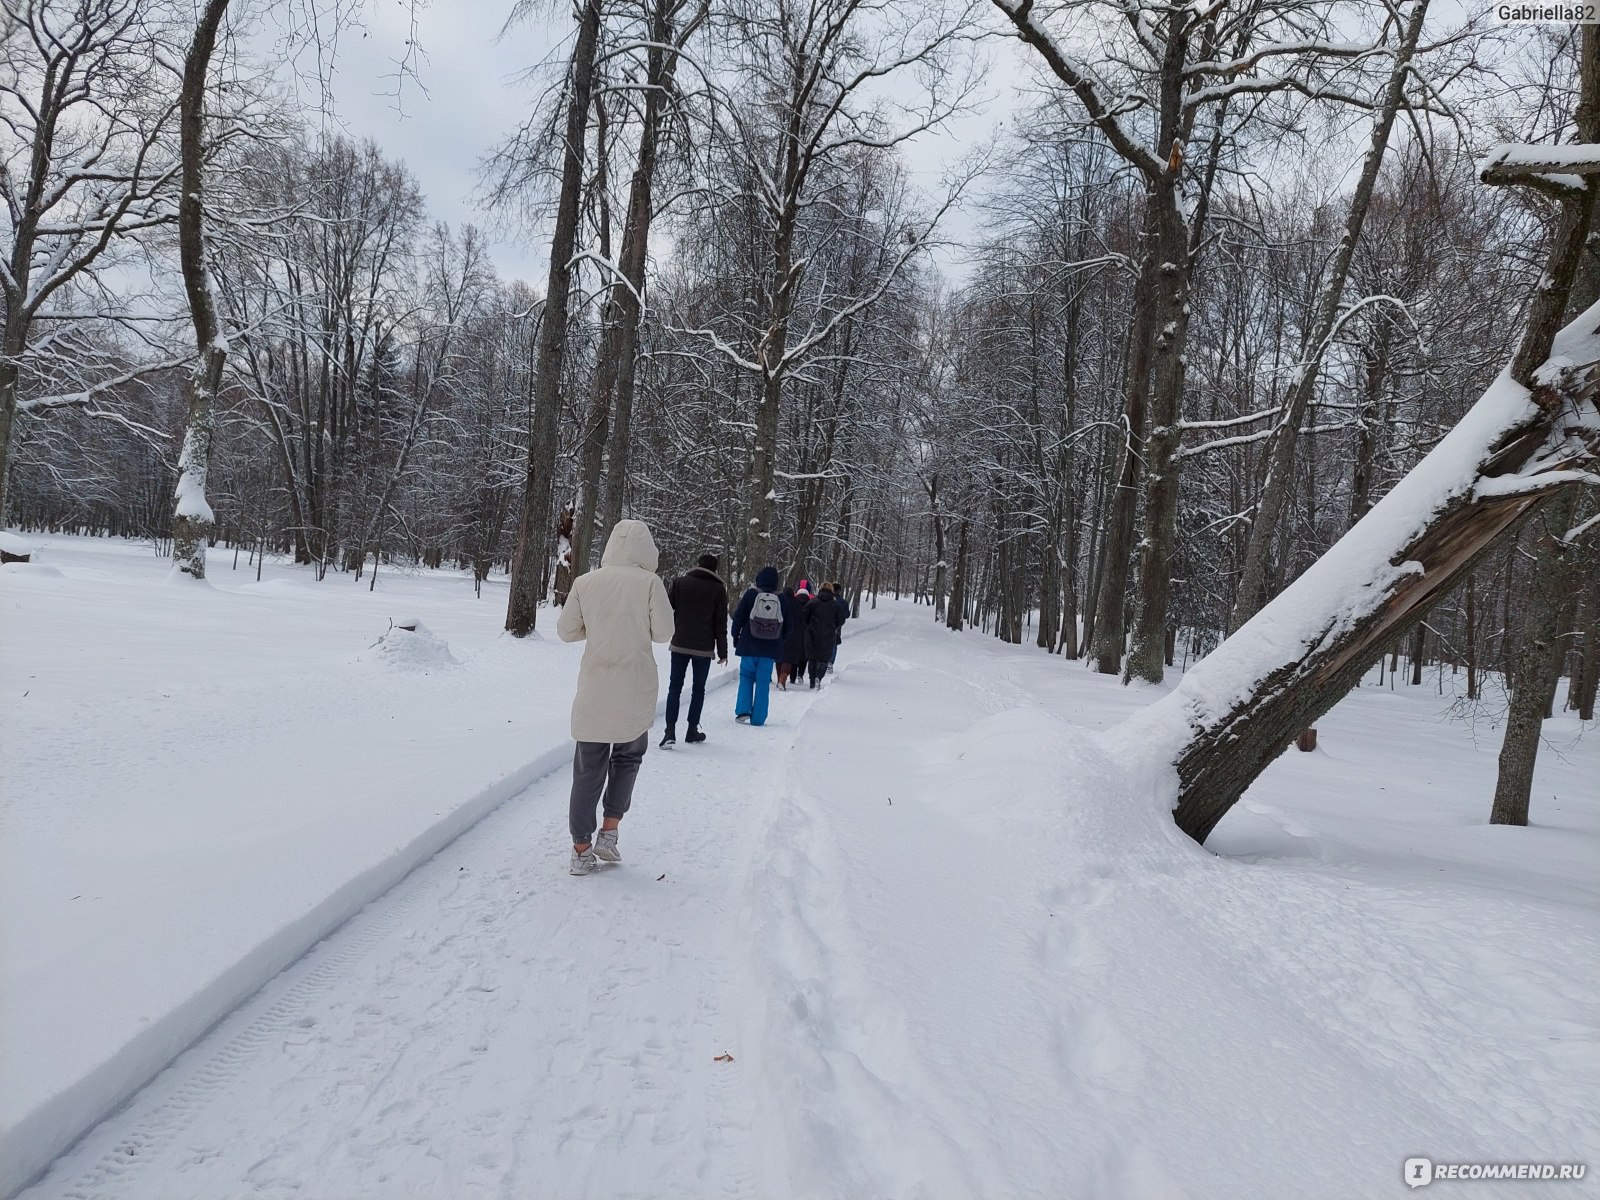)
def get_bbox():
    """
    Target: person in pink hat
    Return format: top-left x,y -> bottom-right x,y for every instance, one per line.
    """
778,579 -> 811,688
